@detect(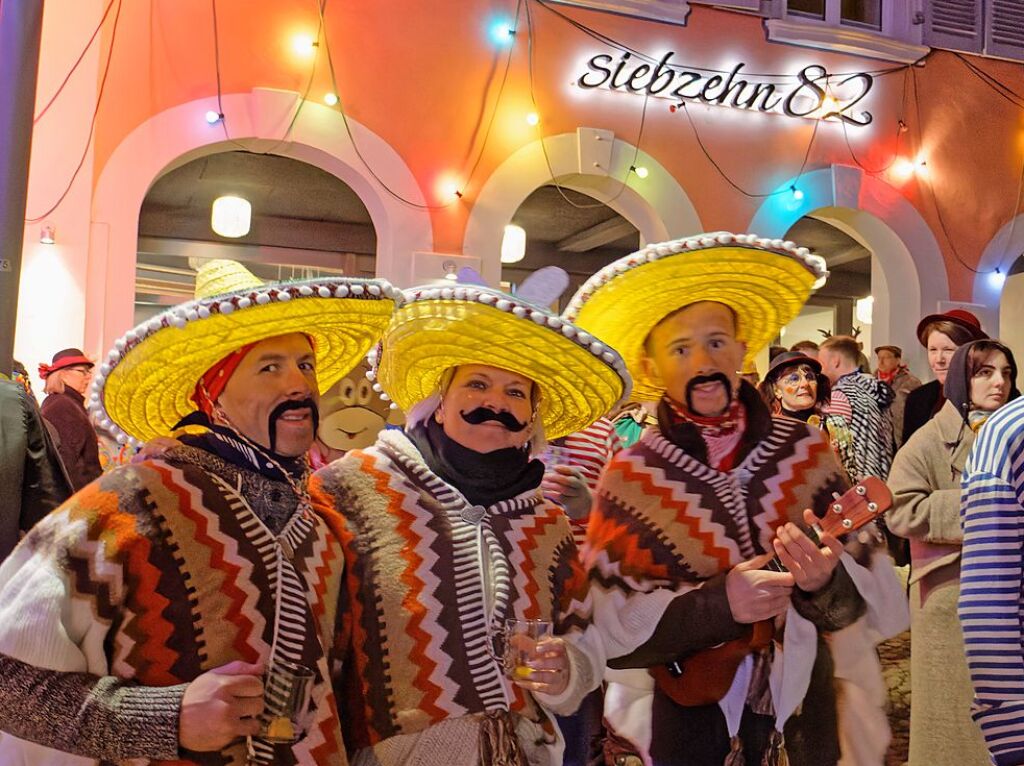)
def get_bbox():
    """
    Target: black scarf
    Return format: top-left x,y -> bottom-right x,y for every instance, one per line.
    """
781,406 -> 816,423
408,417 -> 545,508
173,411 -> 308,484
